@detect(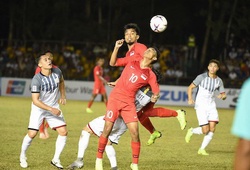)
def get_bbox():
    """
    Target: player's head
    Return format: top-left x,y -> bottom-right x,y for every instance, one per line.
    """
97,57 -> 105,66
144,47 -> 159,65
208,59 -> 220,74
36,51 -> 53,68
124,23 -> 140,45
152,68 -> 162,83
124,23 -> 140,35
